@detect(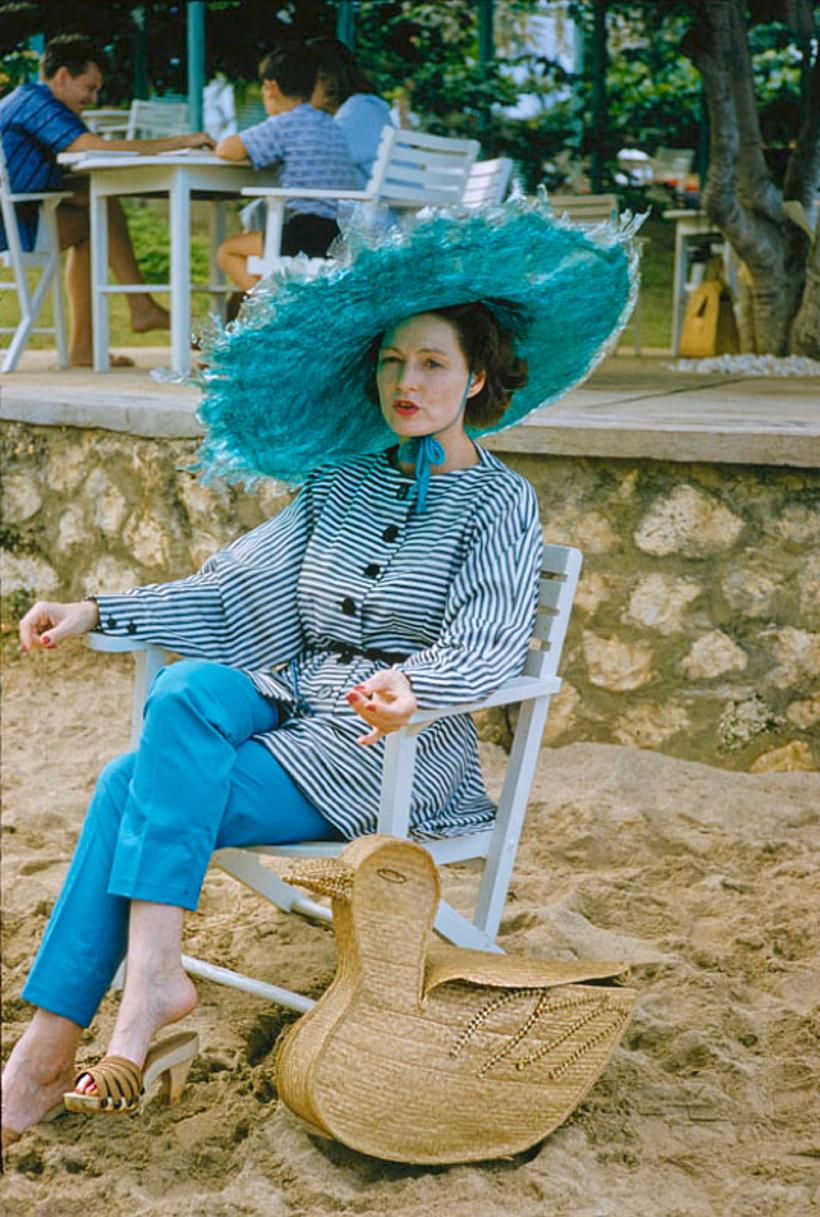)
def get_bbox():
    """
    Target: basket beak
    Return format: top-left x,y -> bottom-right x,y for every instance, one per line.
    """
284,858 -> 355,900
